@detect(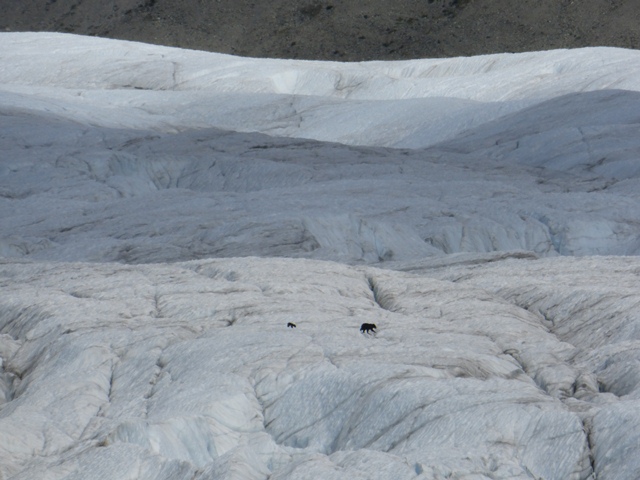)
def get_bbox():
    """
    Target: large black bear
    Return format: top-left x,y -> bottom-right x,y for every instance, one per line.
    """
360,323 -> 377,334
